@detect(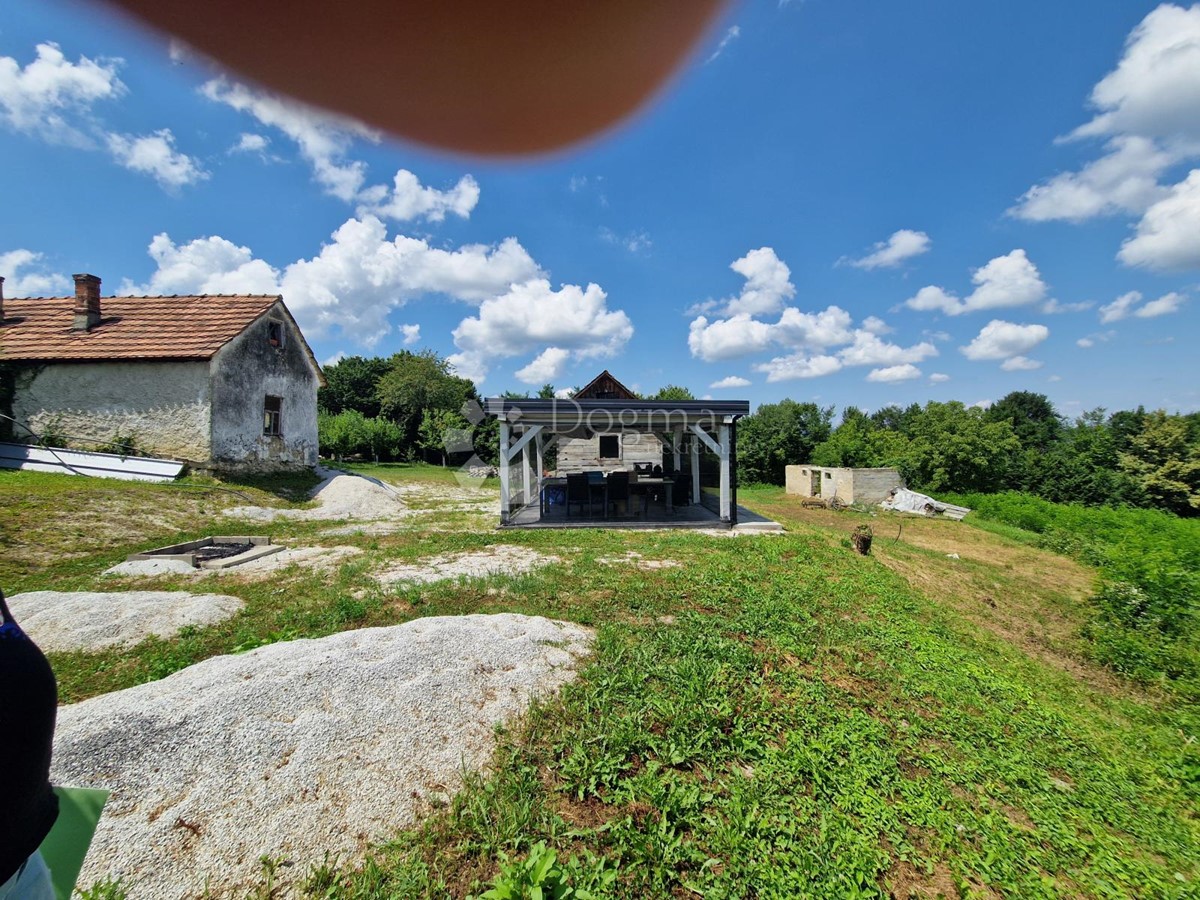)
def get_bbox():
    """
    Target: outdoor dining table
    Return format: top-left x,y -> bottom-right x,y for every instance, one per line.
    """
539,473 -> 673,517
